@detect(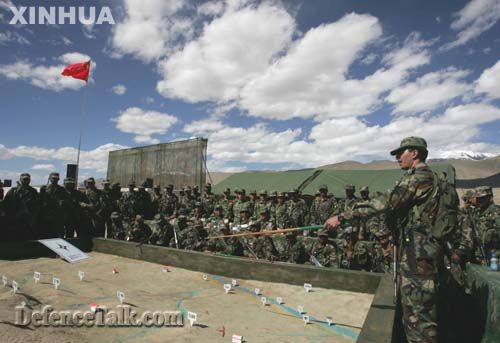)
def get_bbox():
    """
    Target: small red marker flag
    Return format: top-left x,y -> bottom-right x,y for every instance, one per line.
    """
61,60 -> 91,81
